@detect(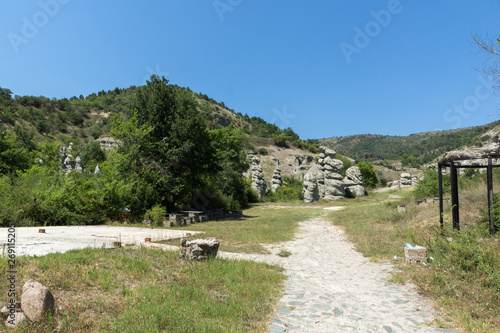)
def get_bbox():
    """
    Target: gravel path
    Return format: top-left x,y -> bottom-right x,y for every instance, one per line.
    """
263,215 -> 457,333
